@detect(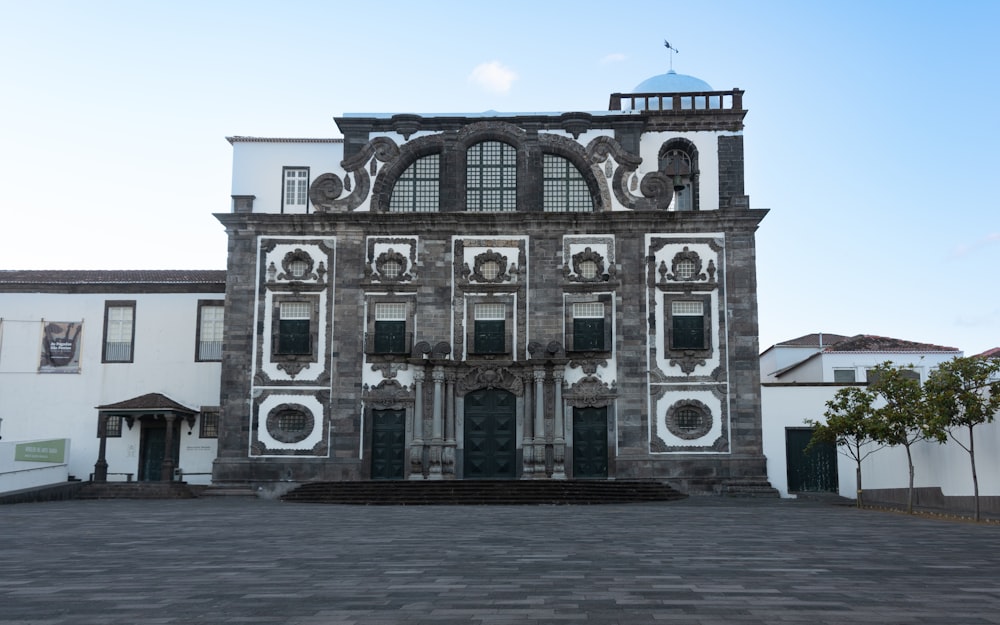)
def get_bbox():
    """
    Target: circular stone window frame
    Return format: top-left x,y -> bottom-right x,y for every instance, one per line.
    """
664,399 -> 713,440
265,403 -> 315,444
